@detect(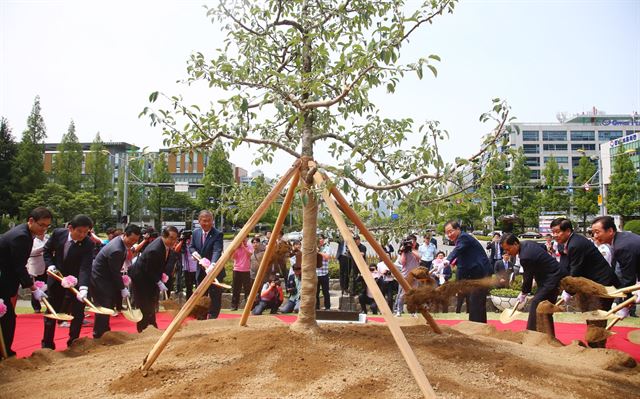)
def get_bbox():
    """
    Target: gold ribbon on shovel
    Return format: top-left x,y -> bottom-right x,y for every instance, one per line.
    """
47,270 -> 116,316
